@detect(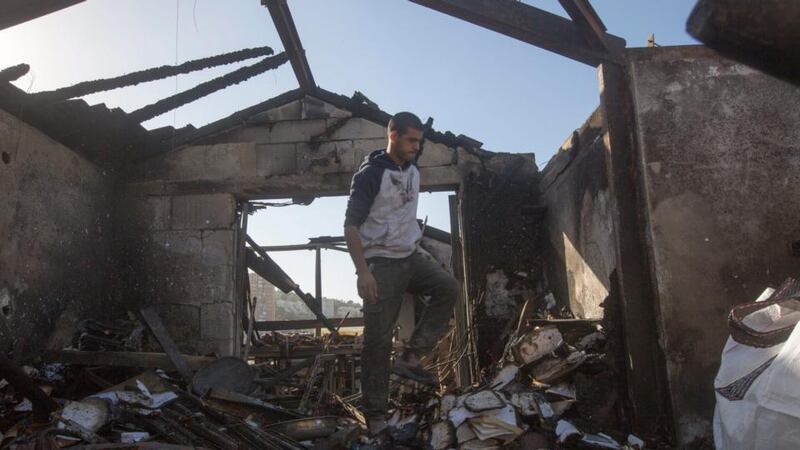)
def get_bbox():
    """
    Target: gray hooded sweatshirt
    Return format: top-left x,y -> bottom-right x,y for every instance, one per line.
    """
344,149 -> 421,259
